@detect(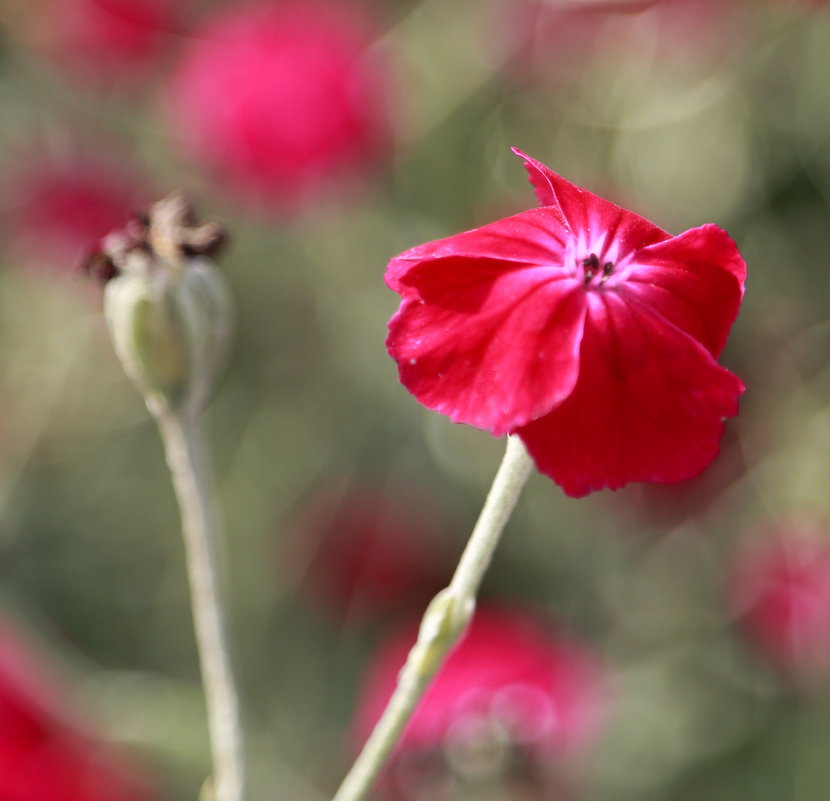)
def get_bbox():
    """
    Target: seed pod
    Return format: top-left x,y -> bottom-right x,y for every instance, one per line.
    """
89,194 -> 231,416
